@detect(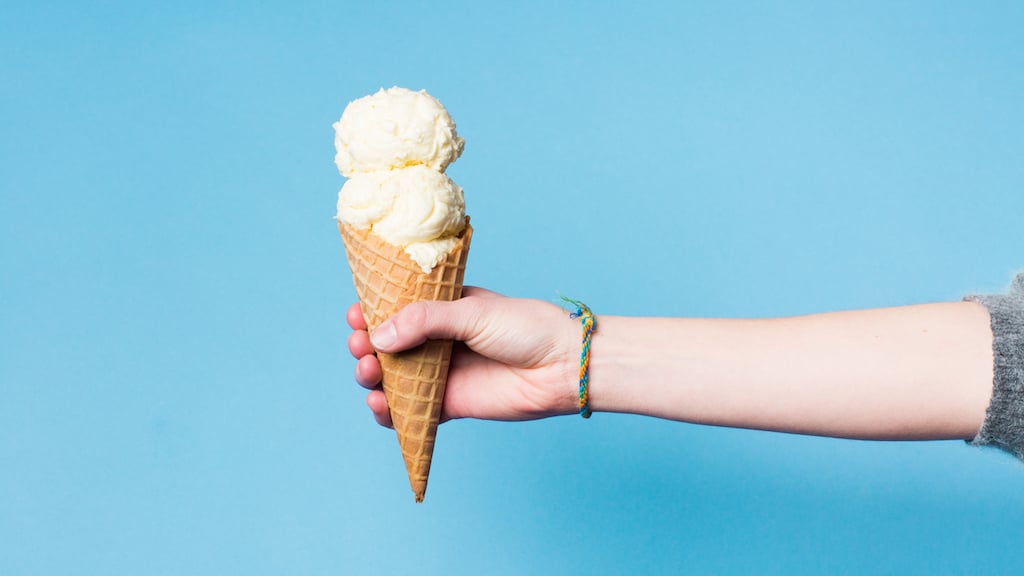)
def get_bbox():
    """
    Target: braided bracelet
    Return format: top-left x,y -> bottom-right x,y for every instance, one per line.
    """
562,297 -> 596,419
